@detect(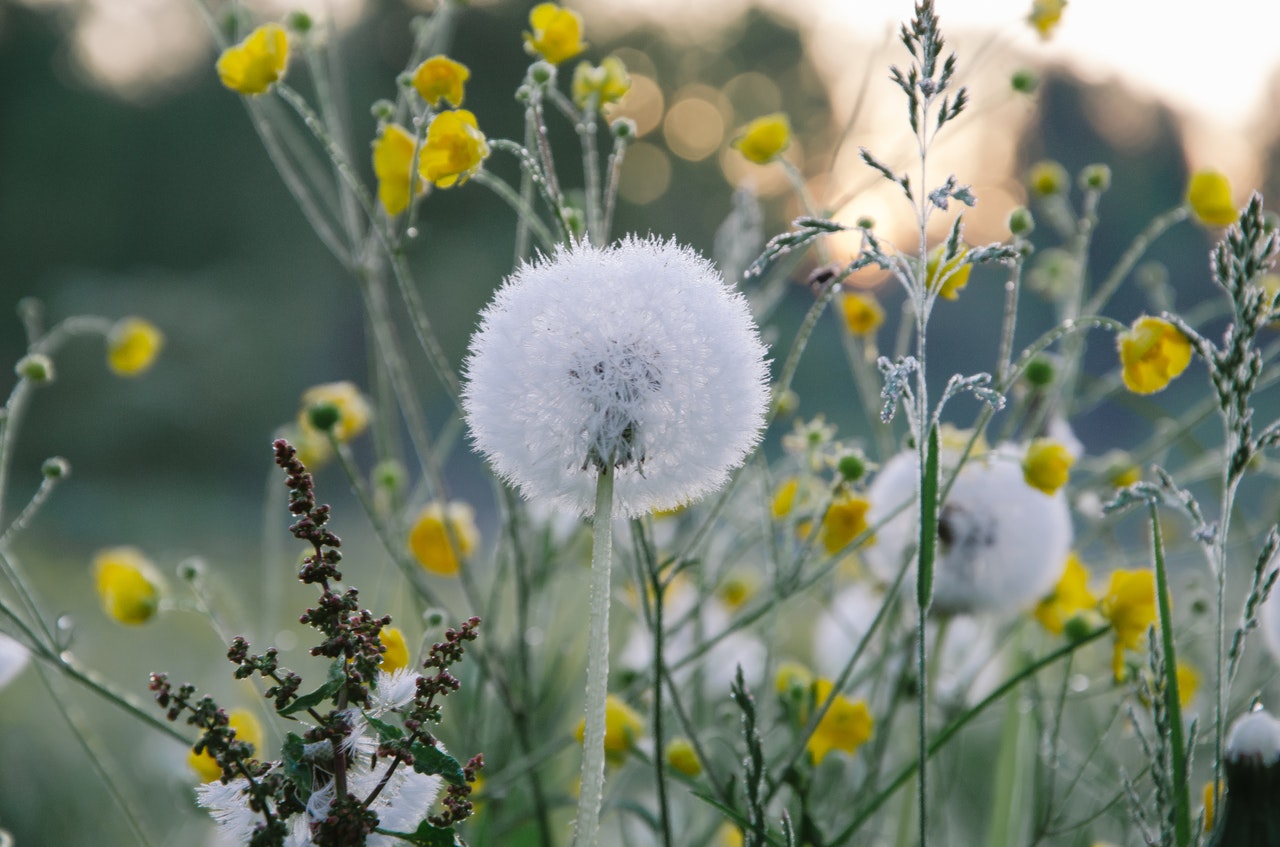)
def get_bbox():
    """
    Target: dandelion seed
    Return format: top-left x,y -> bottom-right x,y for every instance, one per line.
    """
106,317 -> 163,376
462,236 -> 769,518
92,547 -> 162,625
216,23 -> 288,96
731,113 -> 791,165
864,445 -> 1073,616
